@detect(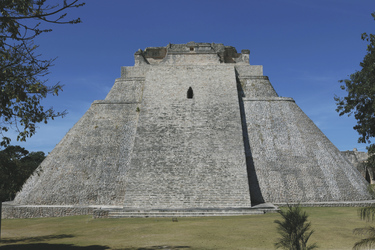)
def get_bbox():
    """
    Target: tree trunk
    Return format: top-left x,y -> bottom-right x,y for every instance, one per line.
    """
0,201 -> 2,241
